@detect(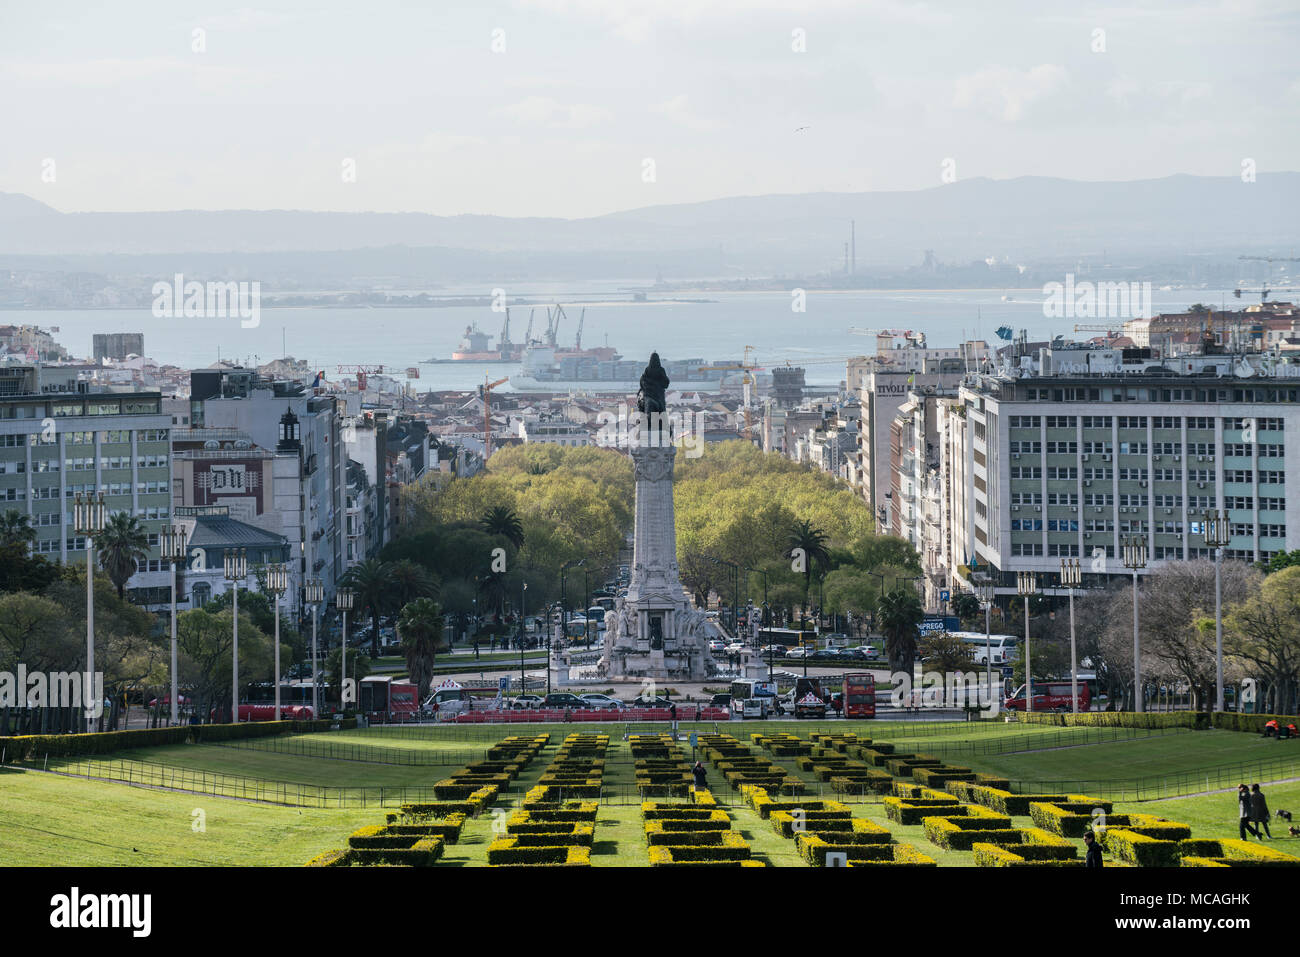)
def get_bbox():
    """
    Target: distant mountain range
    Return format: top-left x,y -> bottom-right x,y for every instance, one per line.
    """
2,173 -> 1297,277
